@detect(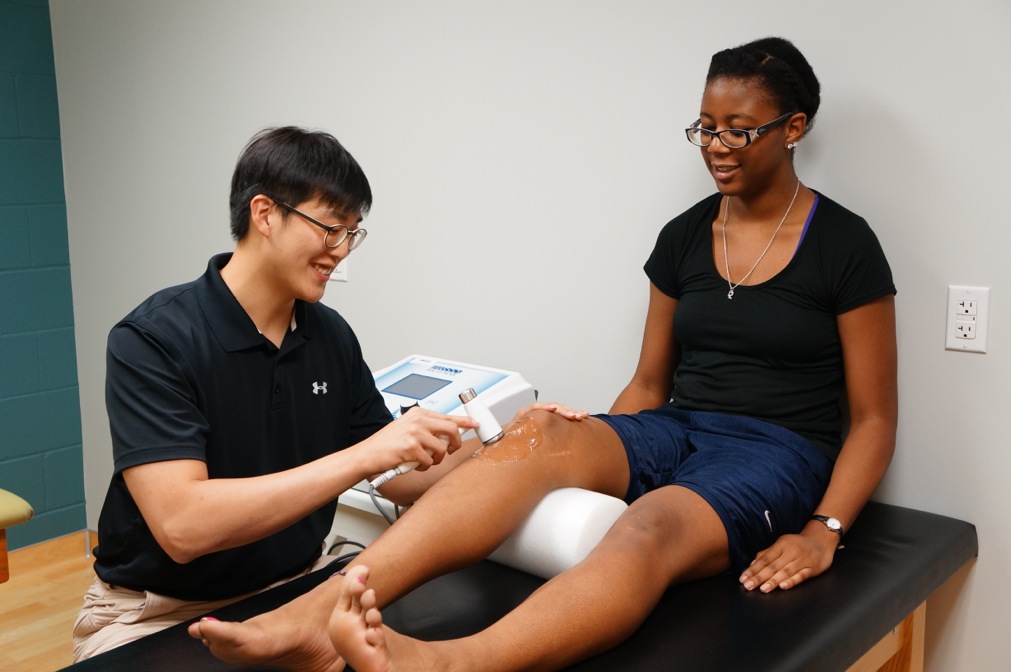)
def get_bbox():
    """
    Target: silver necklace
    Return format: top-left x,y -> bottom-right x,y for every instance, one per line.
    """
721,180 -> 801,300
